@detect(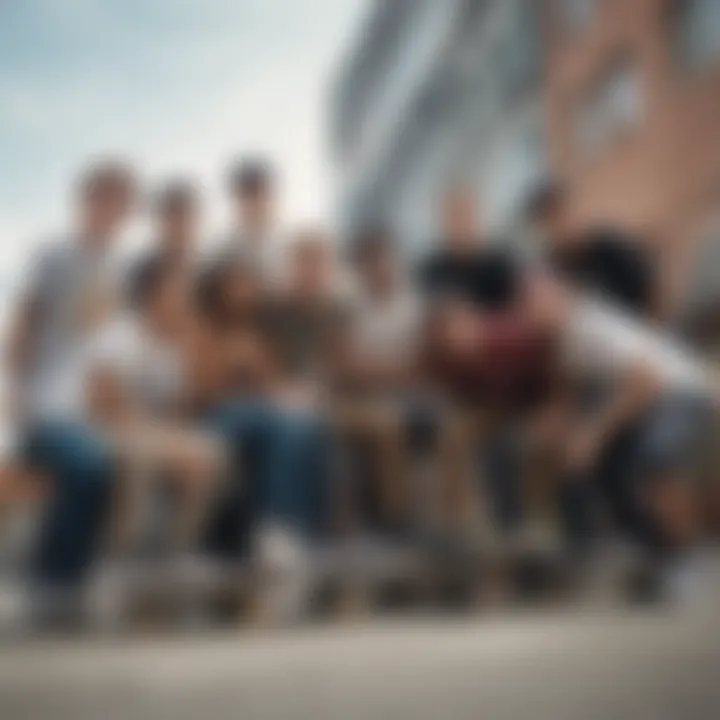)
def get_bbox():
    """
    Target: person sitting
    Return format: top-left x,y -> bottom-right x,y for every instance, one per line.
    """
85,256 -> 225,559
333,229 -> 428,534
191,254 -> 331,622
7,161 -> 136,624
